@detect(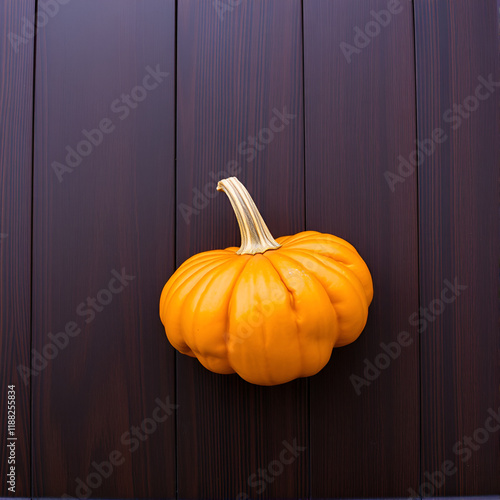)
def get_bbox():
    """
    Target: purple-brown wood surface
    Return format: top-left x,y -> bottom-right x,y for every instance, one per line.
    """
0,1 -> 34,497
415,0 -> 500,495
0,0 -> 498,498
32,0 -> 176,497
